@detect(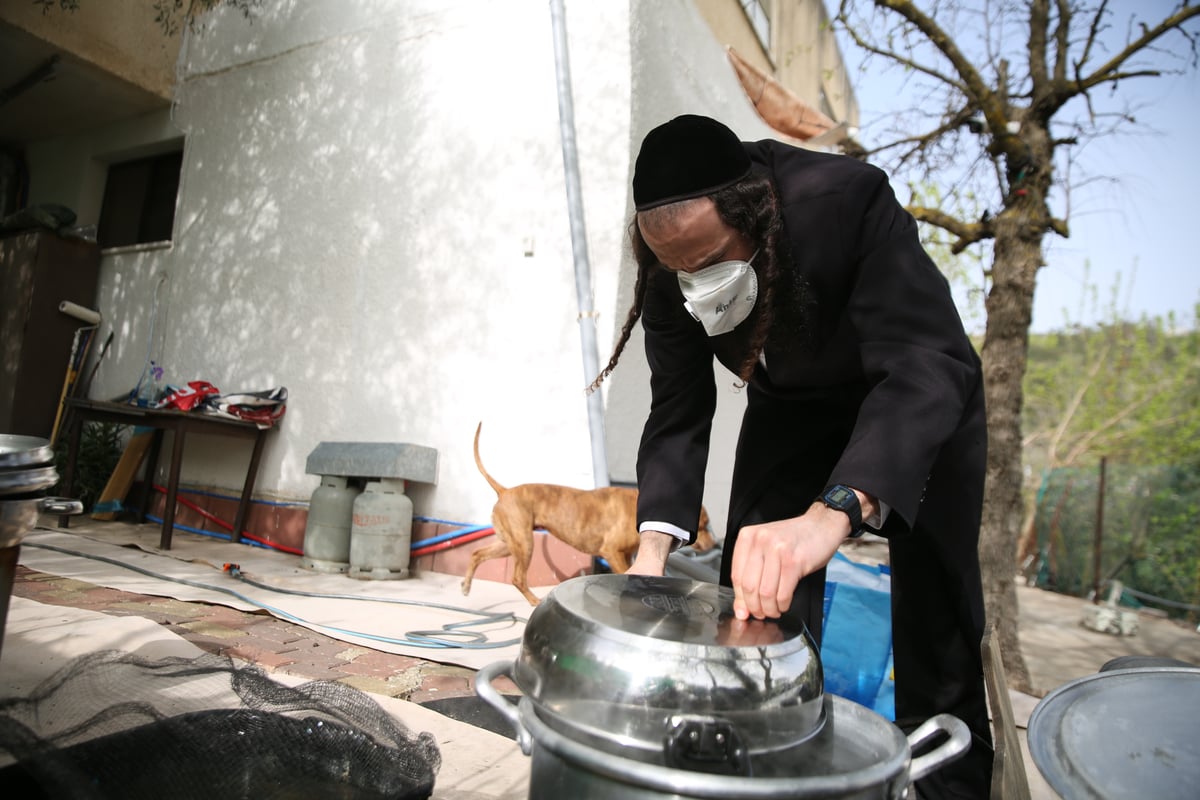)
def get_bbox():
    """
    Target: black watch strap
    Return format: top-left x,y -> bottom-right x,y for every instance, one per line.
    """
819,484 -> 864,538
